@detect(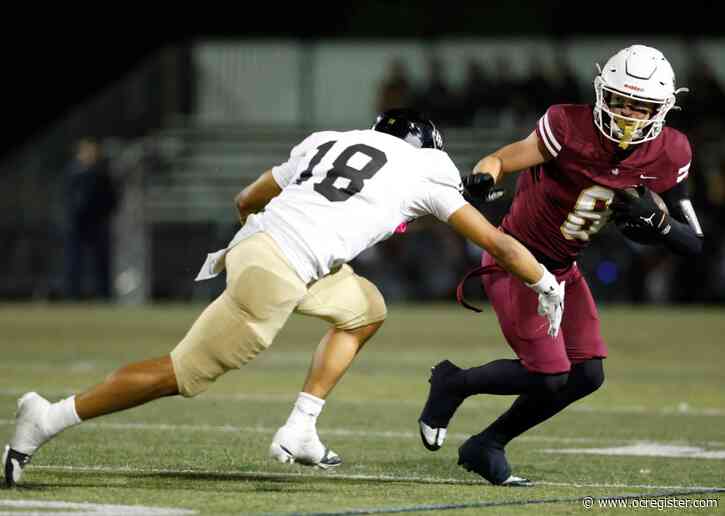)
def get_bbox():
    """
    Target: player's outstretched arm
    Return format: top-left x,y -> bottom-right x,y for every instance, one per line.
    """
234,169 -> 283,223
447,204 -> 564,336
448,204 -> 542,284
472,131 -> 551,184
